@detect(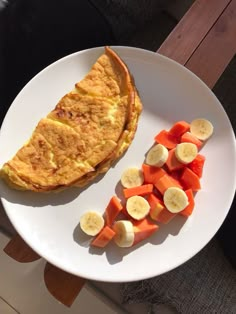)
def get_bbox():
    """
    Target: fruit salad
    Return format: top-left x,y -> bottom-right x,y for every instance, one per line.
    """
79,118 -> 214,248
